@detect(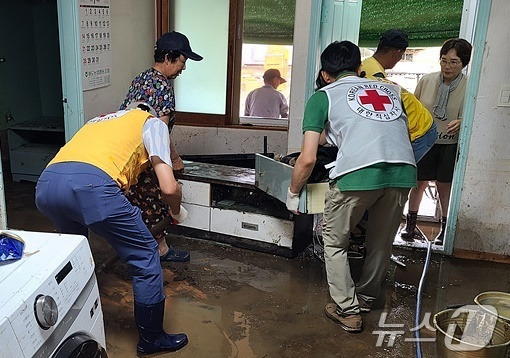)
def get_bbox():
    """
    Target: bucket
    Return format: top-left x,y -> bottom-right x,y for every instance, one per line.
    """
475,291 -> 510,324
433,307 -> 510,357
